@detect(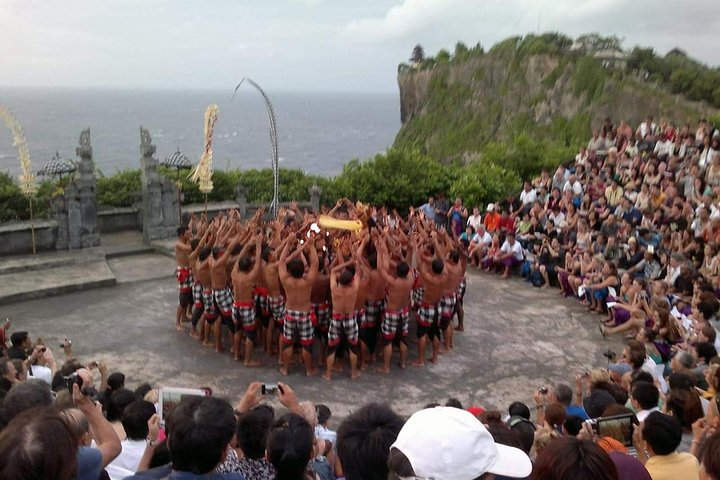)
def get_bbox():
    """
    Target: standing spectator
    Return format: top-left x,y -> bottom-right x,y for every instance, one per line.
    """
434,193 -> 449,229
448,197 -> 468,237
418,196 -> 436,222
